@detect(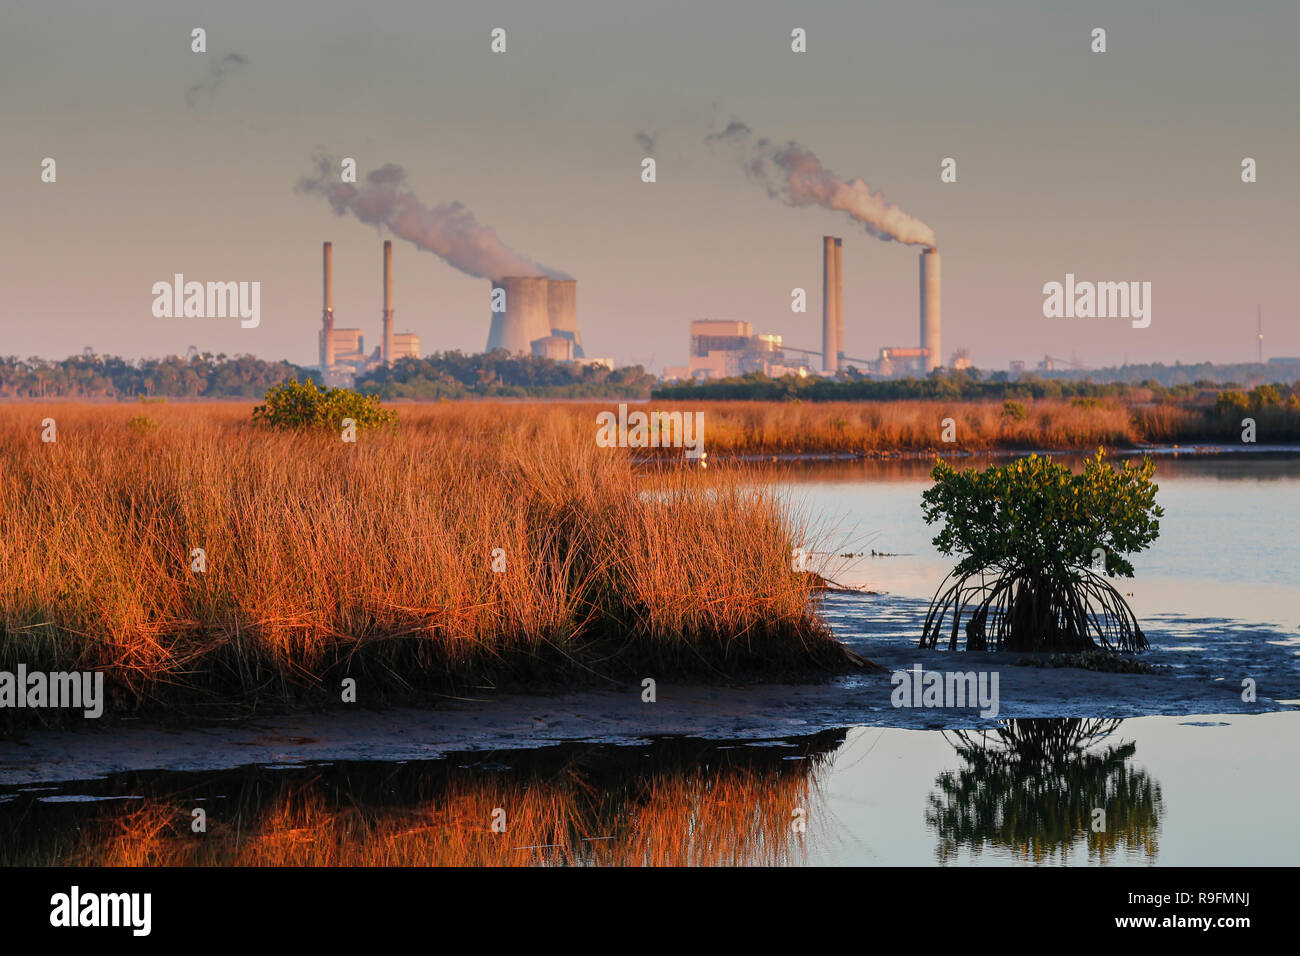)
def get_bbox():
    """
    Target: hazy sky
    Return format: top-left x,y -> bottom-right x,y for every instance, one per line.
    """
3,0 -> 1296,372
